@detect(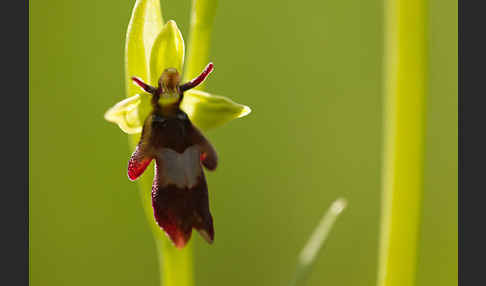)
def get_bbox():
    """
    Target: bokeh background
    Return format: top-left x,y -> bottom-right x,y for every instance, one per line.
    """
29,0 -> 457,285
